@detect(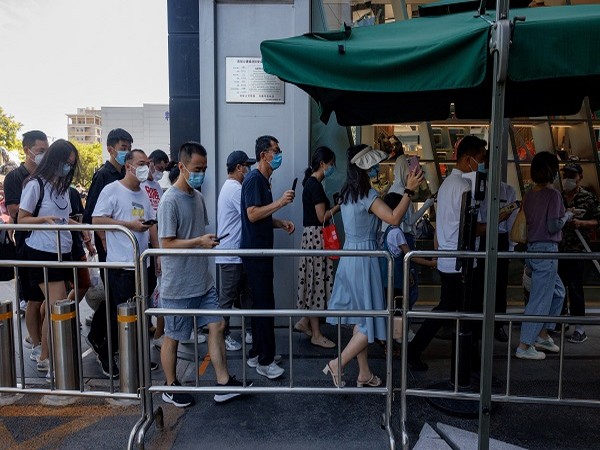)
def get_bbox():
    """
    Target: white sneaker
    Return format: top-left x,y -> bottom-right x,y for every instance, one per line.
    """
256,361 -> 284,379
247,354 -> 282,368
19,300 -> 26,313
37,358 -> 50,372
224,335 -> 242,351
515,345 -> 546,360
30,345 -> 41,362
534,336 -> 560,353
245,329 -> 253,344
181,331 -> 207,344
